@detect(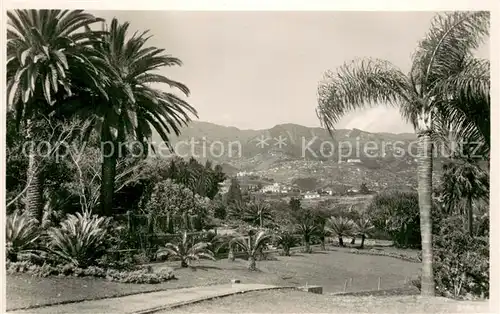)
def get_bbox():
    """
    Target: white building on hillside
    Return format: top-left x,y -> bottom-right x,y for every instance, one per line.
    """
261,183 -> 281,193
303,191 -> 320,199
